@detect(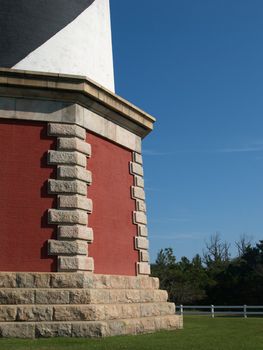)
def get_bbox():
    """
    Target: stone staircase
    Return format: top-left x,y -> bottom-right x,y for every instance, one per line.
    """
0,273 -> 182,338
